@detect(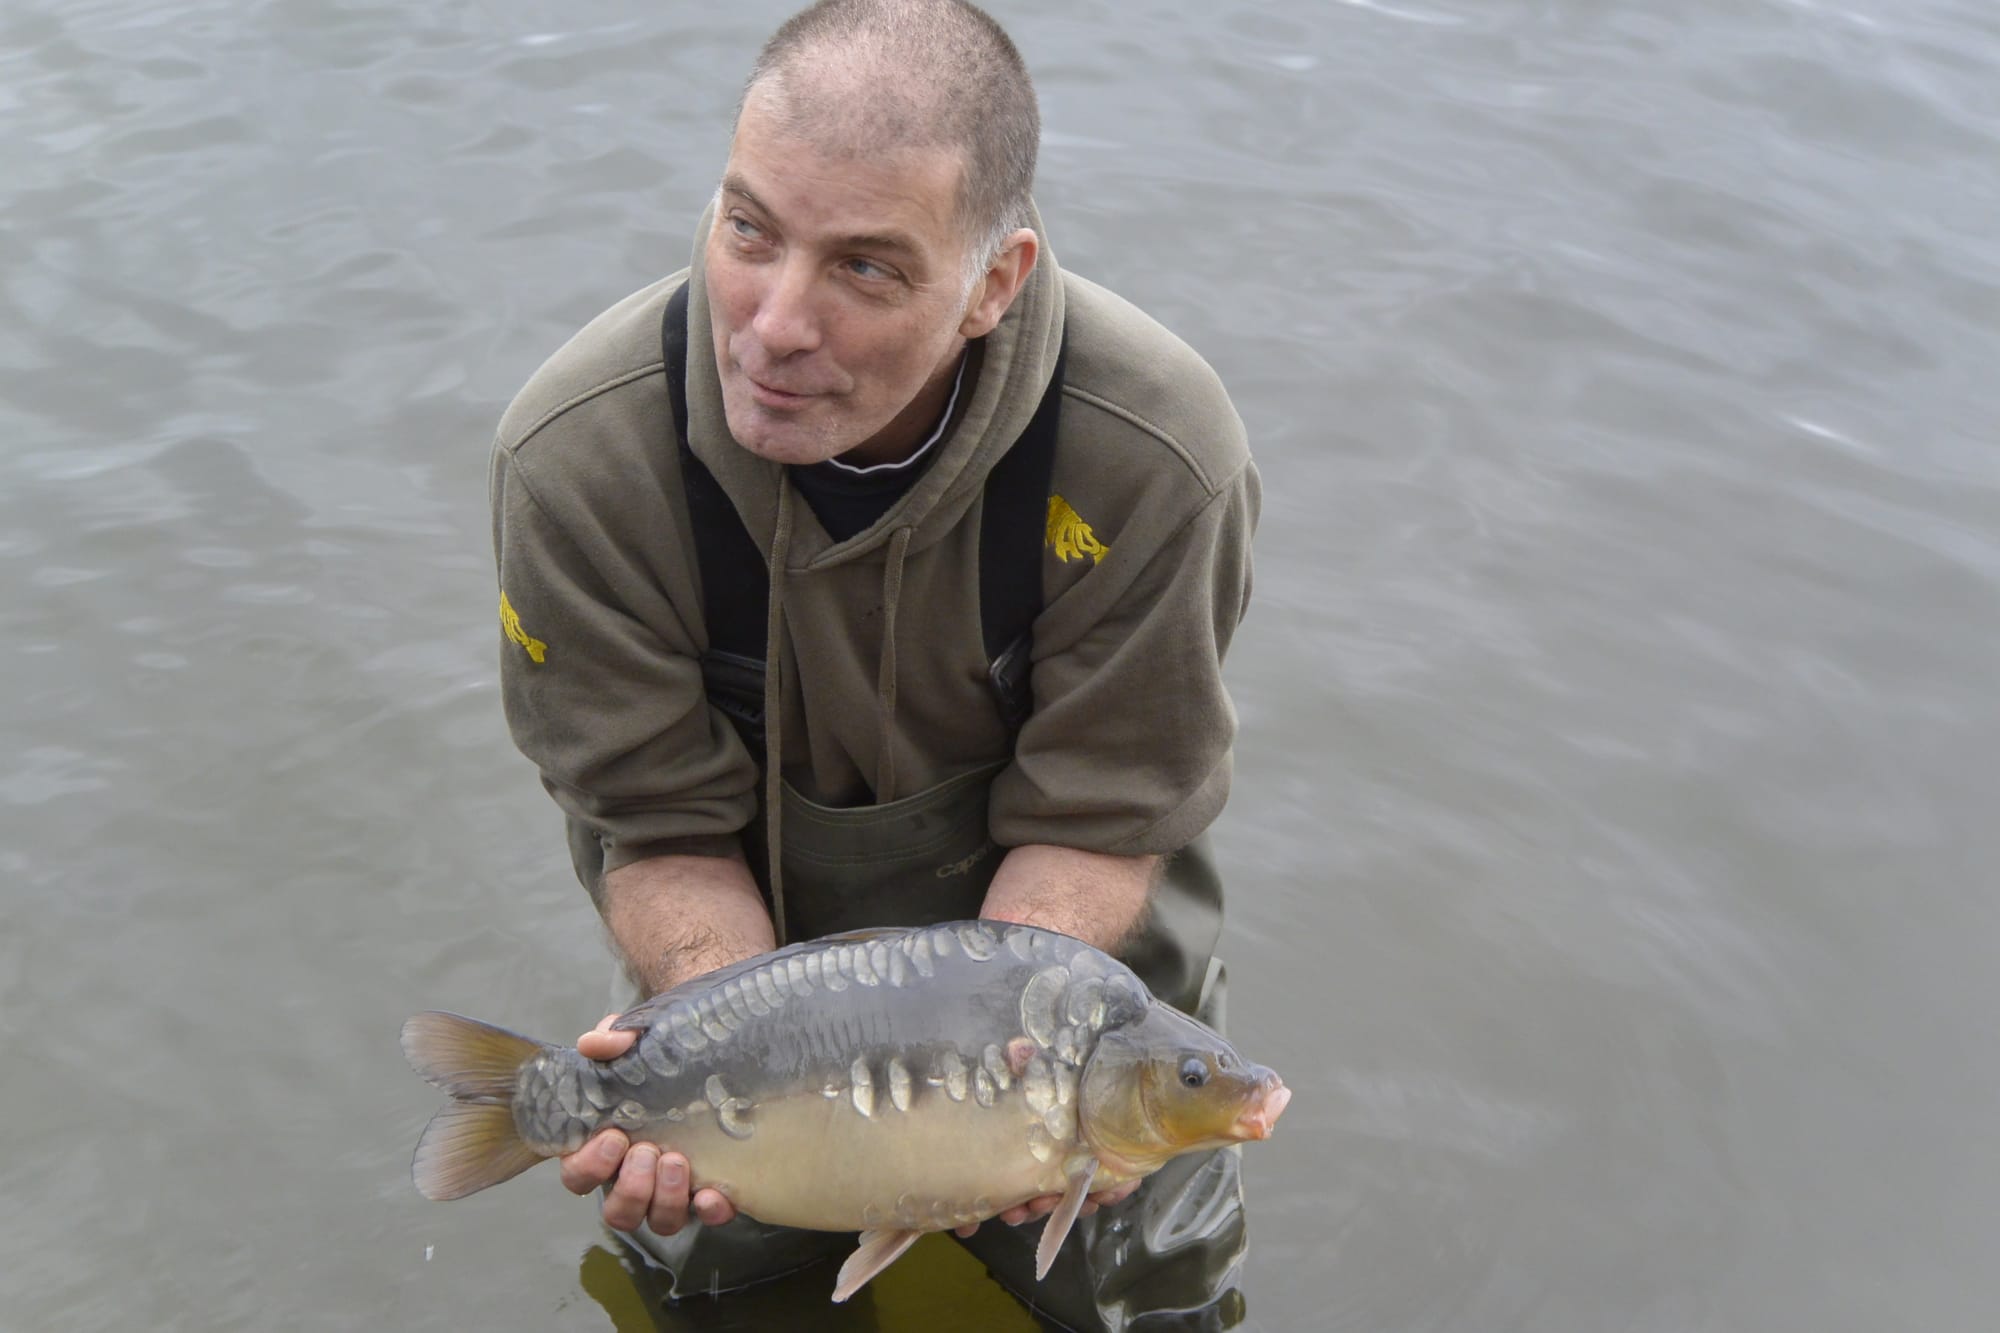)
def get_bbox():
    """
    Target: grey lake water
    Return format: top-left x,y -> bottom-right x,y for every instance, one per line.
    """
4,0 -> 1998,1329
